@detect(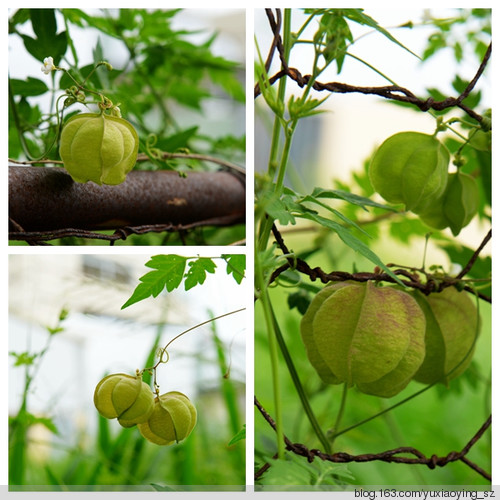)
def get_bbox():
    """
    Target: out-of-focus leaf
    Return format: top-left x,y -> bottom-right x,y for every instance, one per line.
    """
9,77 -> 48,96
